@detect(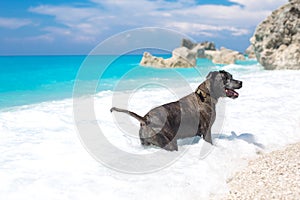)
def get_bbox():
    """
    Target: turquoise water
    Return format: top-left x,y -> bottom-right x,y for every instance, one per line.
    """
0,55 -> 256,109
0,56 -> 82,108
